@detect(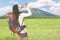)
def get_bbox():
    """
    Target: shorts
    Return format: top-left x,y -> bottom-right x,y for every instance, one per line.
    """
17,25 -> 28,38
